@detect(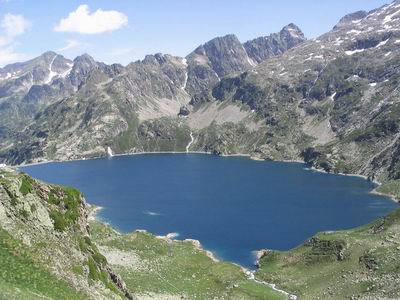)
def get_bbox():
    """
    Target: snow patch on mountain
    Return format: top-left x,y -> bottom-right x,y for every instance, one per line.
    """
345,49 -> 365,55
44,55 -> 58,84
347,29 -> 362,35
60,63 -> 74,78
383,7 -> 400,24
375,39 -> 389,48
